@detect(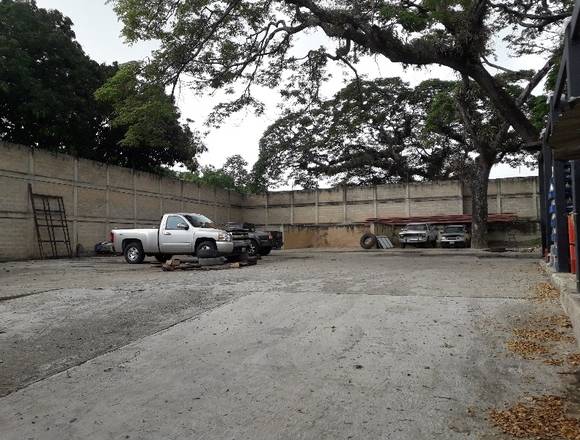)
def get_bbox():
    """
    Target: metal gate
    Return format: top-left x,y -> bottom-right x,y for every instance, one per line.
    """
28,184 -> 73,259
